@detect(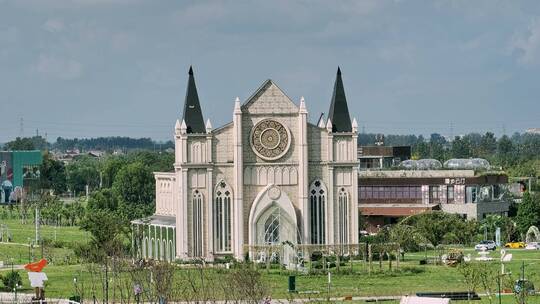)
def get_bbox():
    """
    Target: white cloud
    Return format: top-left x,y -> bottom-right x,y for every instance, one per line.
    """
34,54 -> 83,80
511,19 -> 540,65
42,19 -> 65,33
